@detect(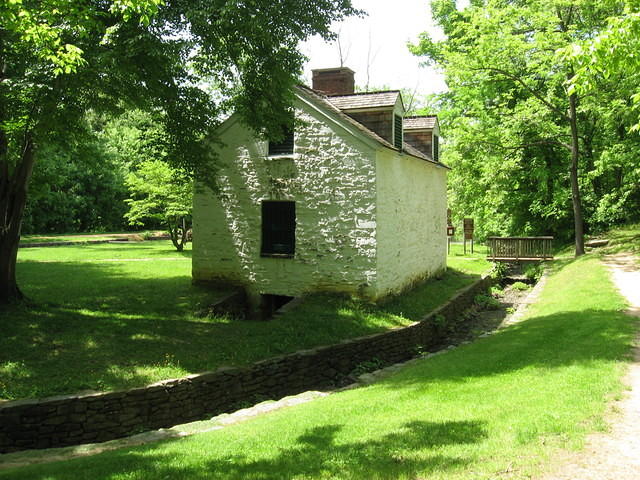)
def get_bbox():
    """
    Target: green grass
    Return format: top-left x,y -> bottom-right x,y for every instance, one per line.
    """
2,255 -> 634,479
555,223 -> 640,259
0,242 -> 490,401
596,223 -> 640,259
